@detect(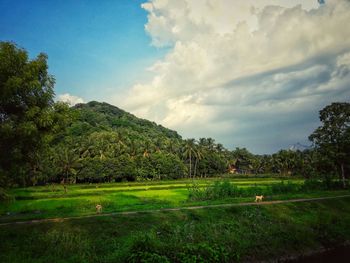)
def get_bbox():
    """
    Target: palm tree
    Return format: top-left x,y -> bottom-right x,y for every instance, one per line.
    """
166,139 -> 177,154
56,147 -> 81,193
272,150 -> 296,176
183,139 -> 196,178
155,137 -> 163,153
216,143 -> 224,153
199,138 -> 207,147
115,131 -> 126,155
207,138 -> 215,151
142,140 -> 152,158
193,145 -> 204,178
128,140 -> 139,159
